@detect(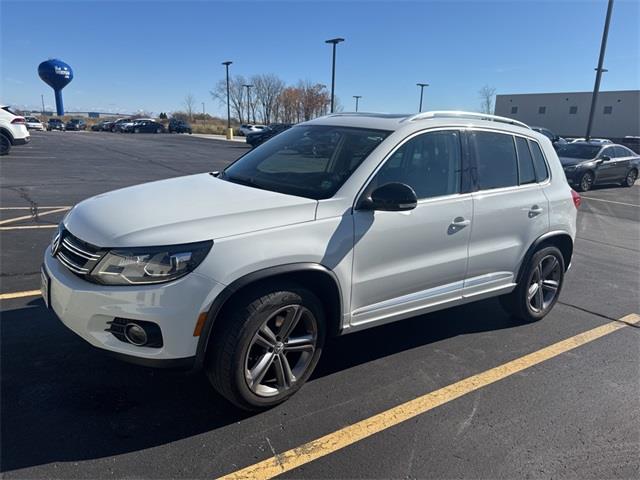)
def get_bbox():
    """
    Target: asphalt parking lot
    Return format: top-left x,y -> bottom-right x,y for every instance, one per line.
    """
1,131 -> 639,479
